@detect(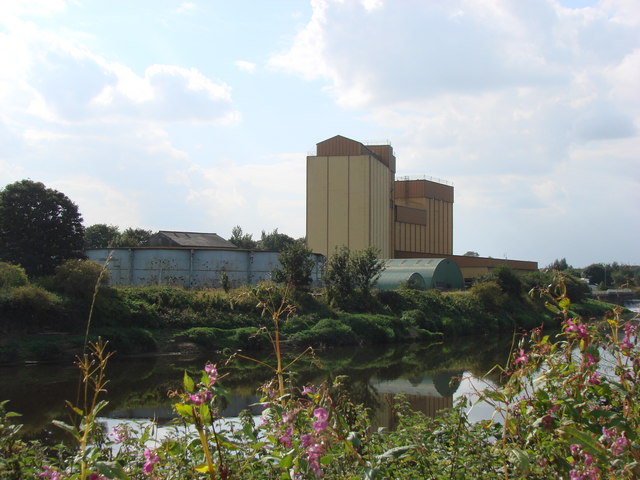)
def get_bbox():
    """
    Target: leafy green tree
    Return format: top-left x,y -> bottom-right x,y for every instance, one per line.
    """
0,180 -> 84,276
323,246 -> 352,306
0,262 -> 28,288
583,264 -> 606,286
112,228 -> 152,247
463,251 -> 479,257
272,241 -> 315,291
547,258 -> 569,271
323,246 -> 385,309
492,264 -> 523,298
350,247 -> 385,296
228,225 -> 258,249
258,228 -> 295,252
84,224 -> 121,249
